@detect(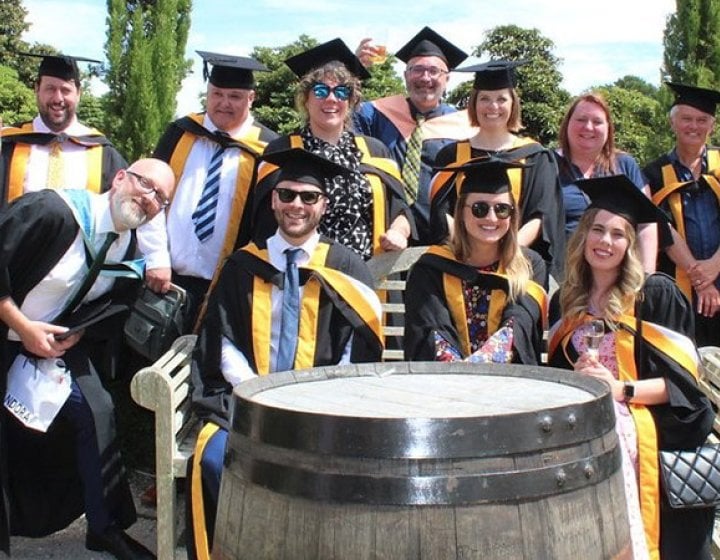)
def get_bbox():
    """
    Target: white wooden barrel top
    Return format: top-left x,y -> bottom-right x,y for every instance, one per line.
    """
250,373 -> 594,418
